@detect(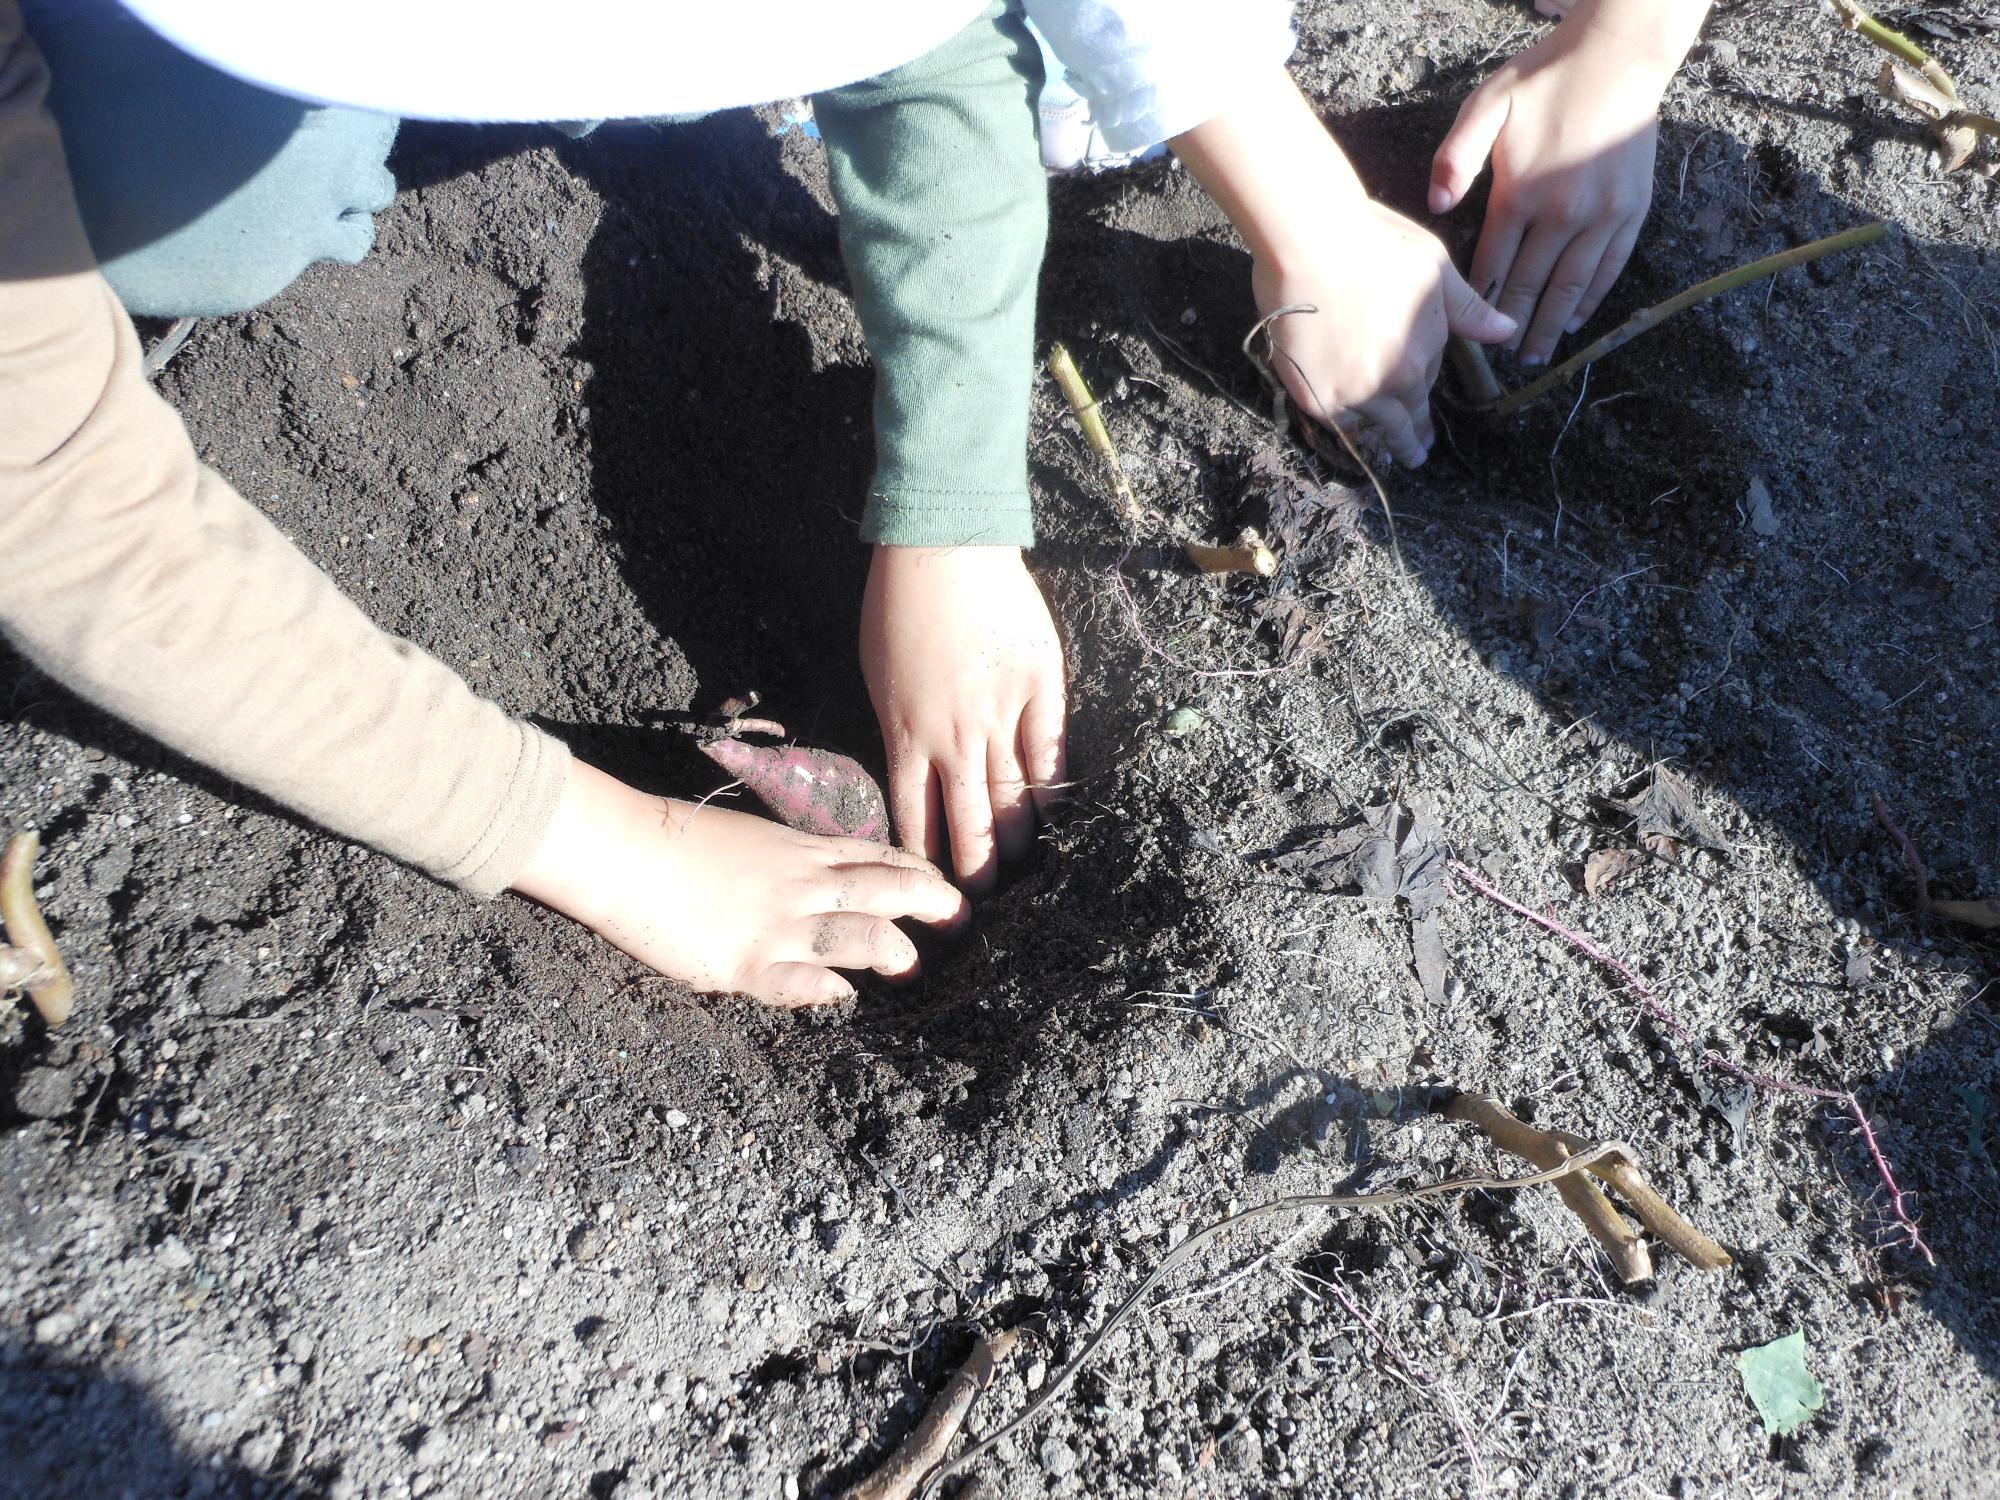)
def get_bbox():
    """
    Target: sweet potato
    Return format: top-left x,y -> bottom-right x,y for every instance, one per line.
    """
700,734 -> 891,843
